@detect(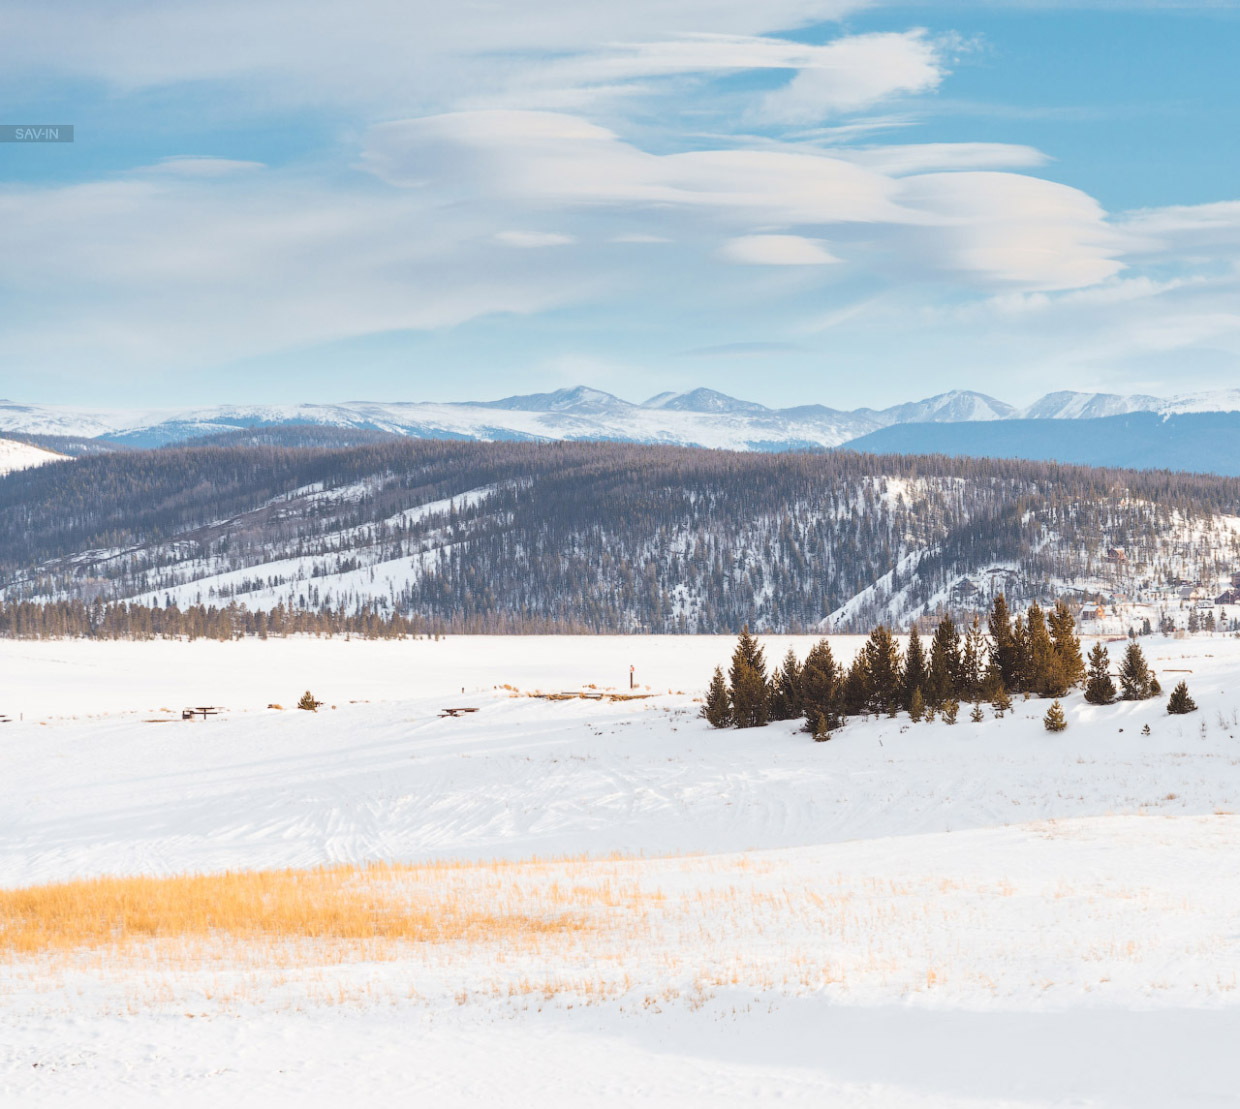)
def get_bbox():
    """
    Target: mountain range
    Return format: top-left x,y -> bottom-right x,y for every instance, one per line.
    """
4,385 -> 1240,455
